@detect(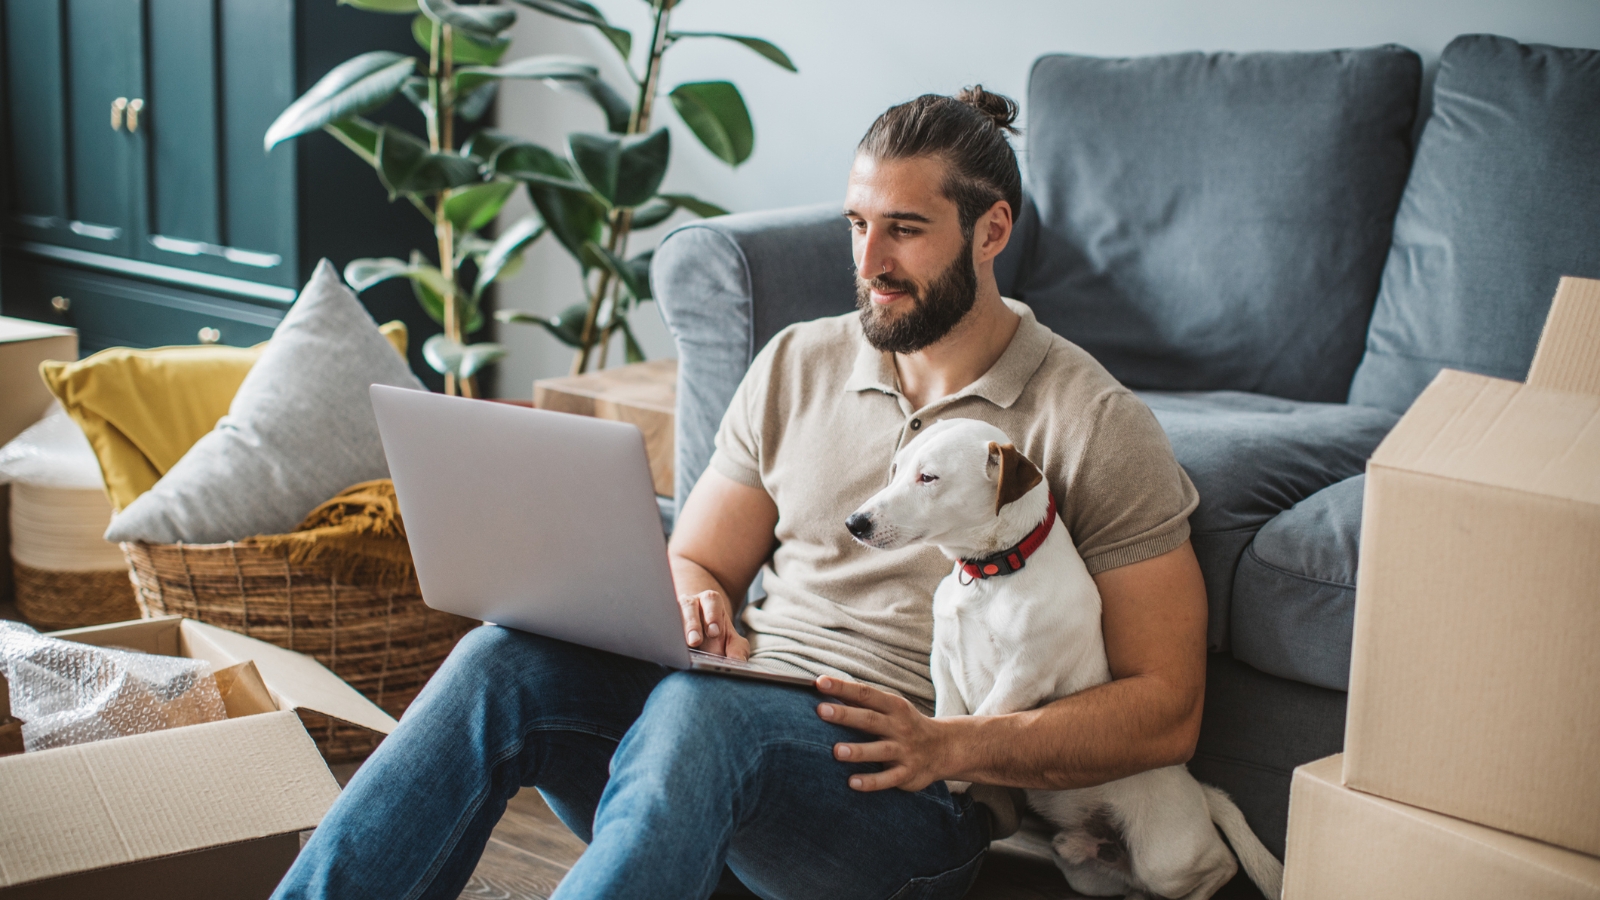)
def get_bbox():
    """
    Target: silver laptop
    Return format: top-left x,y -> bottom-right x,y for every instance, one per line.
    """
370,384 -> 813,687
